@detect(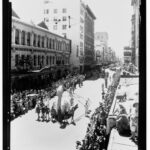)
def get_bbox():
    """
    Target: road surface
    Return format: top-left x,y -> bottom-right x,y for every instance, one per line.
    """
11,78 -> 105,150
